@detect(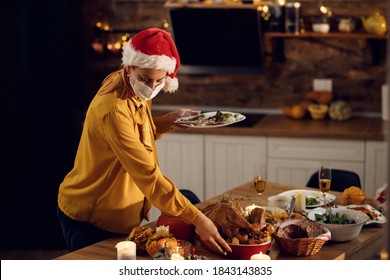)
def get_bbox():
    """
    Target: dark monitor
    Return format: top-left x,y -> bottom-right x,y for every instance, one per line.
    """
168,8 -> 264,74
